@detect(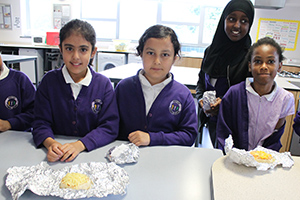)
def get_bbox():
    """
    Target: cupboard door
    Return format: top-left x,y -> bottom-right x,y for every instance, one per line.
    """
174,57 -> 202,68
280,90 -> 299,152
